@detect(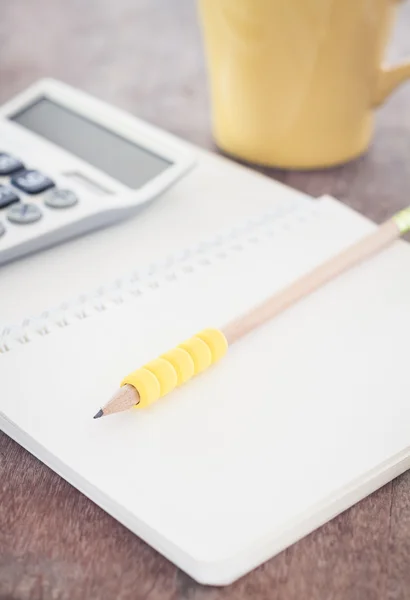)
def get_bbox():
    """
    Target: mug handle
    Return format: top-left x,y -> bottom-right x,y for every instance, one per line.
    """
373,60 -> 410,106
373,0 -> 410,106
